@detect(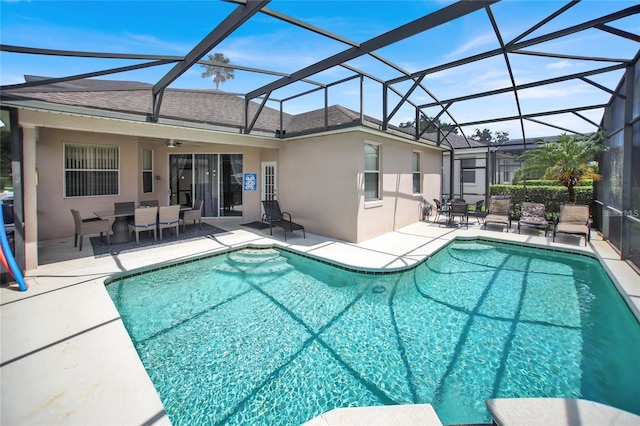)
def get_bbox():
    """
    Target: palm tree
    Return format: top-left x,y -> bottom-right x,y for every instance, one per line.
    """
515,133 -> 604,203
200,53 -> 234,90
